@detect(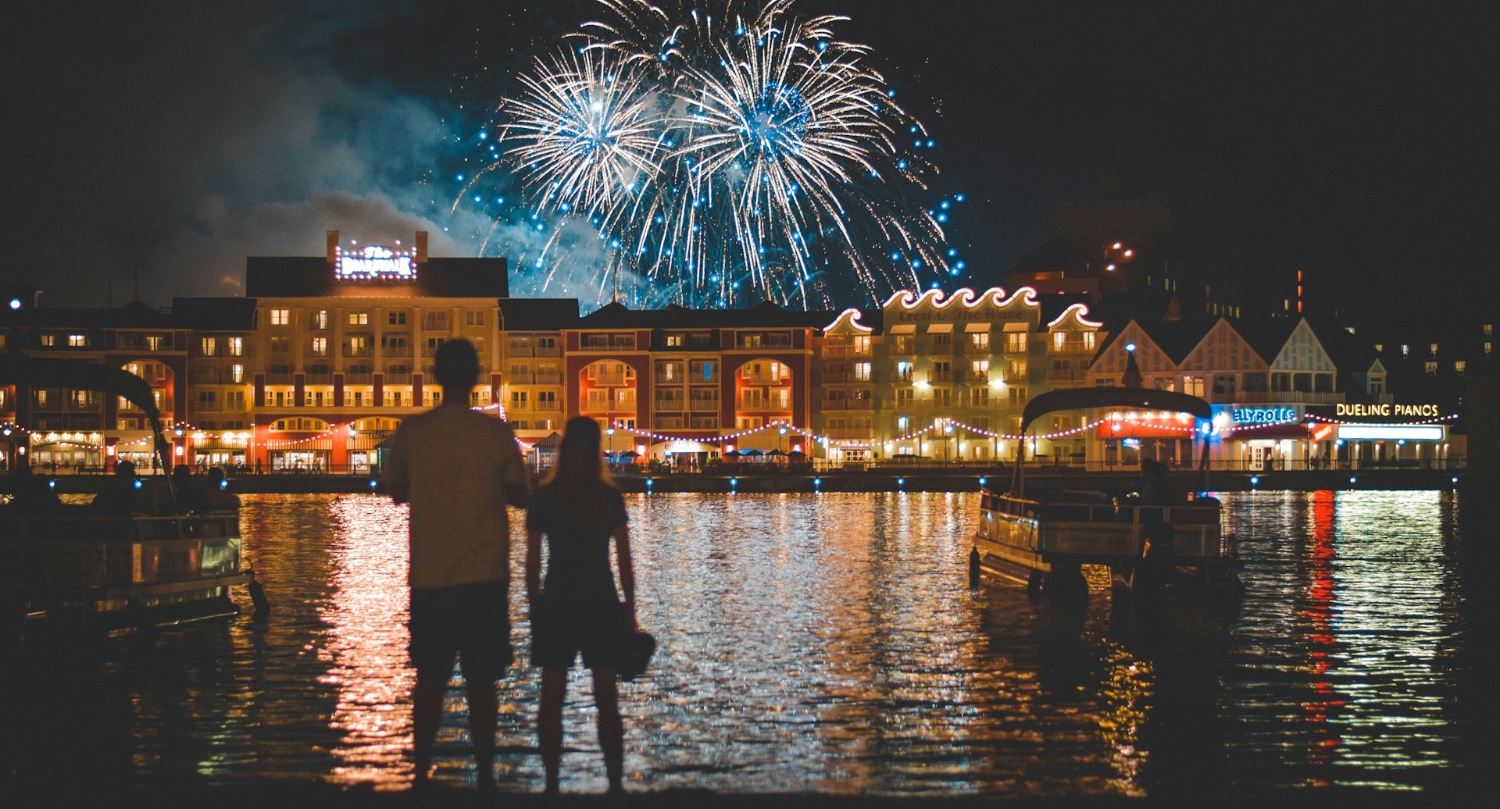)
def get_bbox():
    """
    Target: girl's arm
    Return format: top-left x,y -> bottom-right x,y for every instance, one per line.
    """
614,521 -> 636,627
